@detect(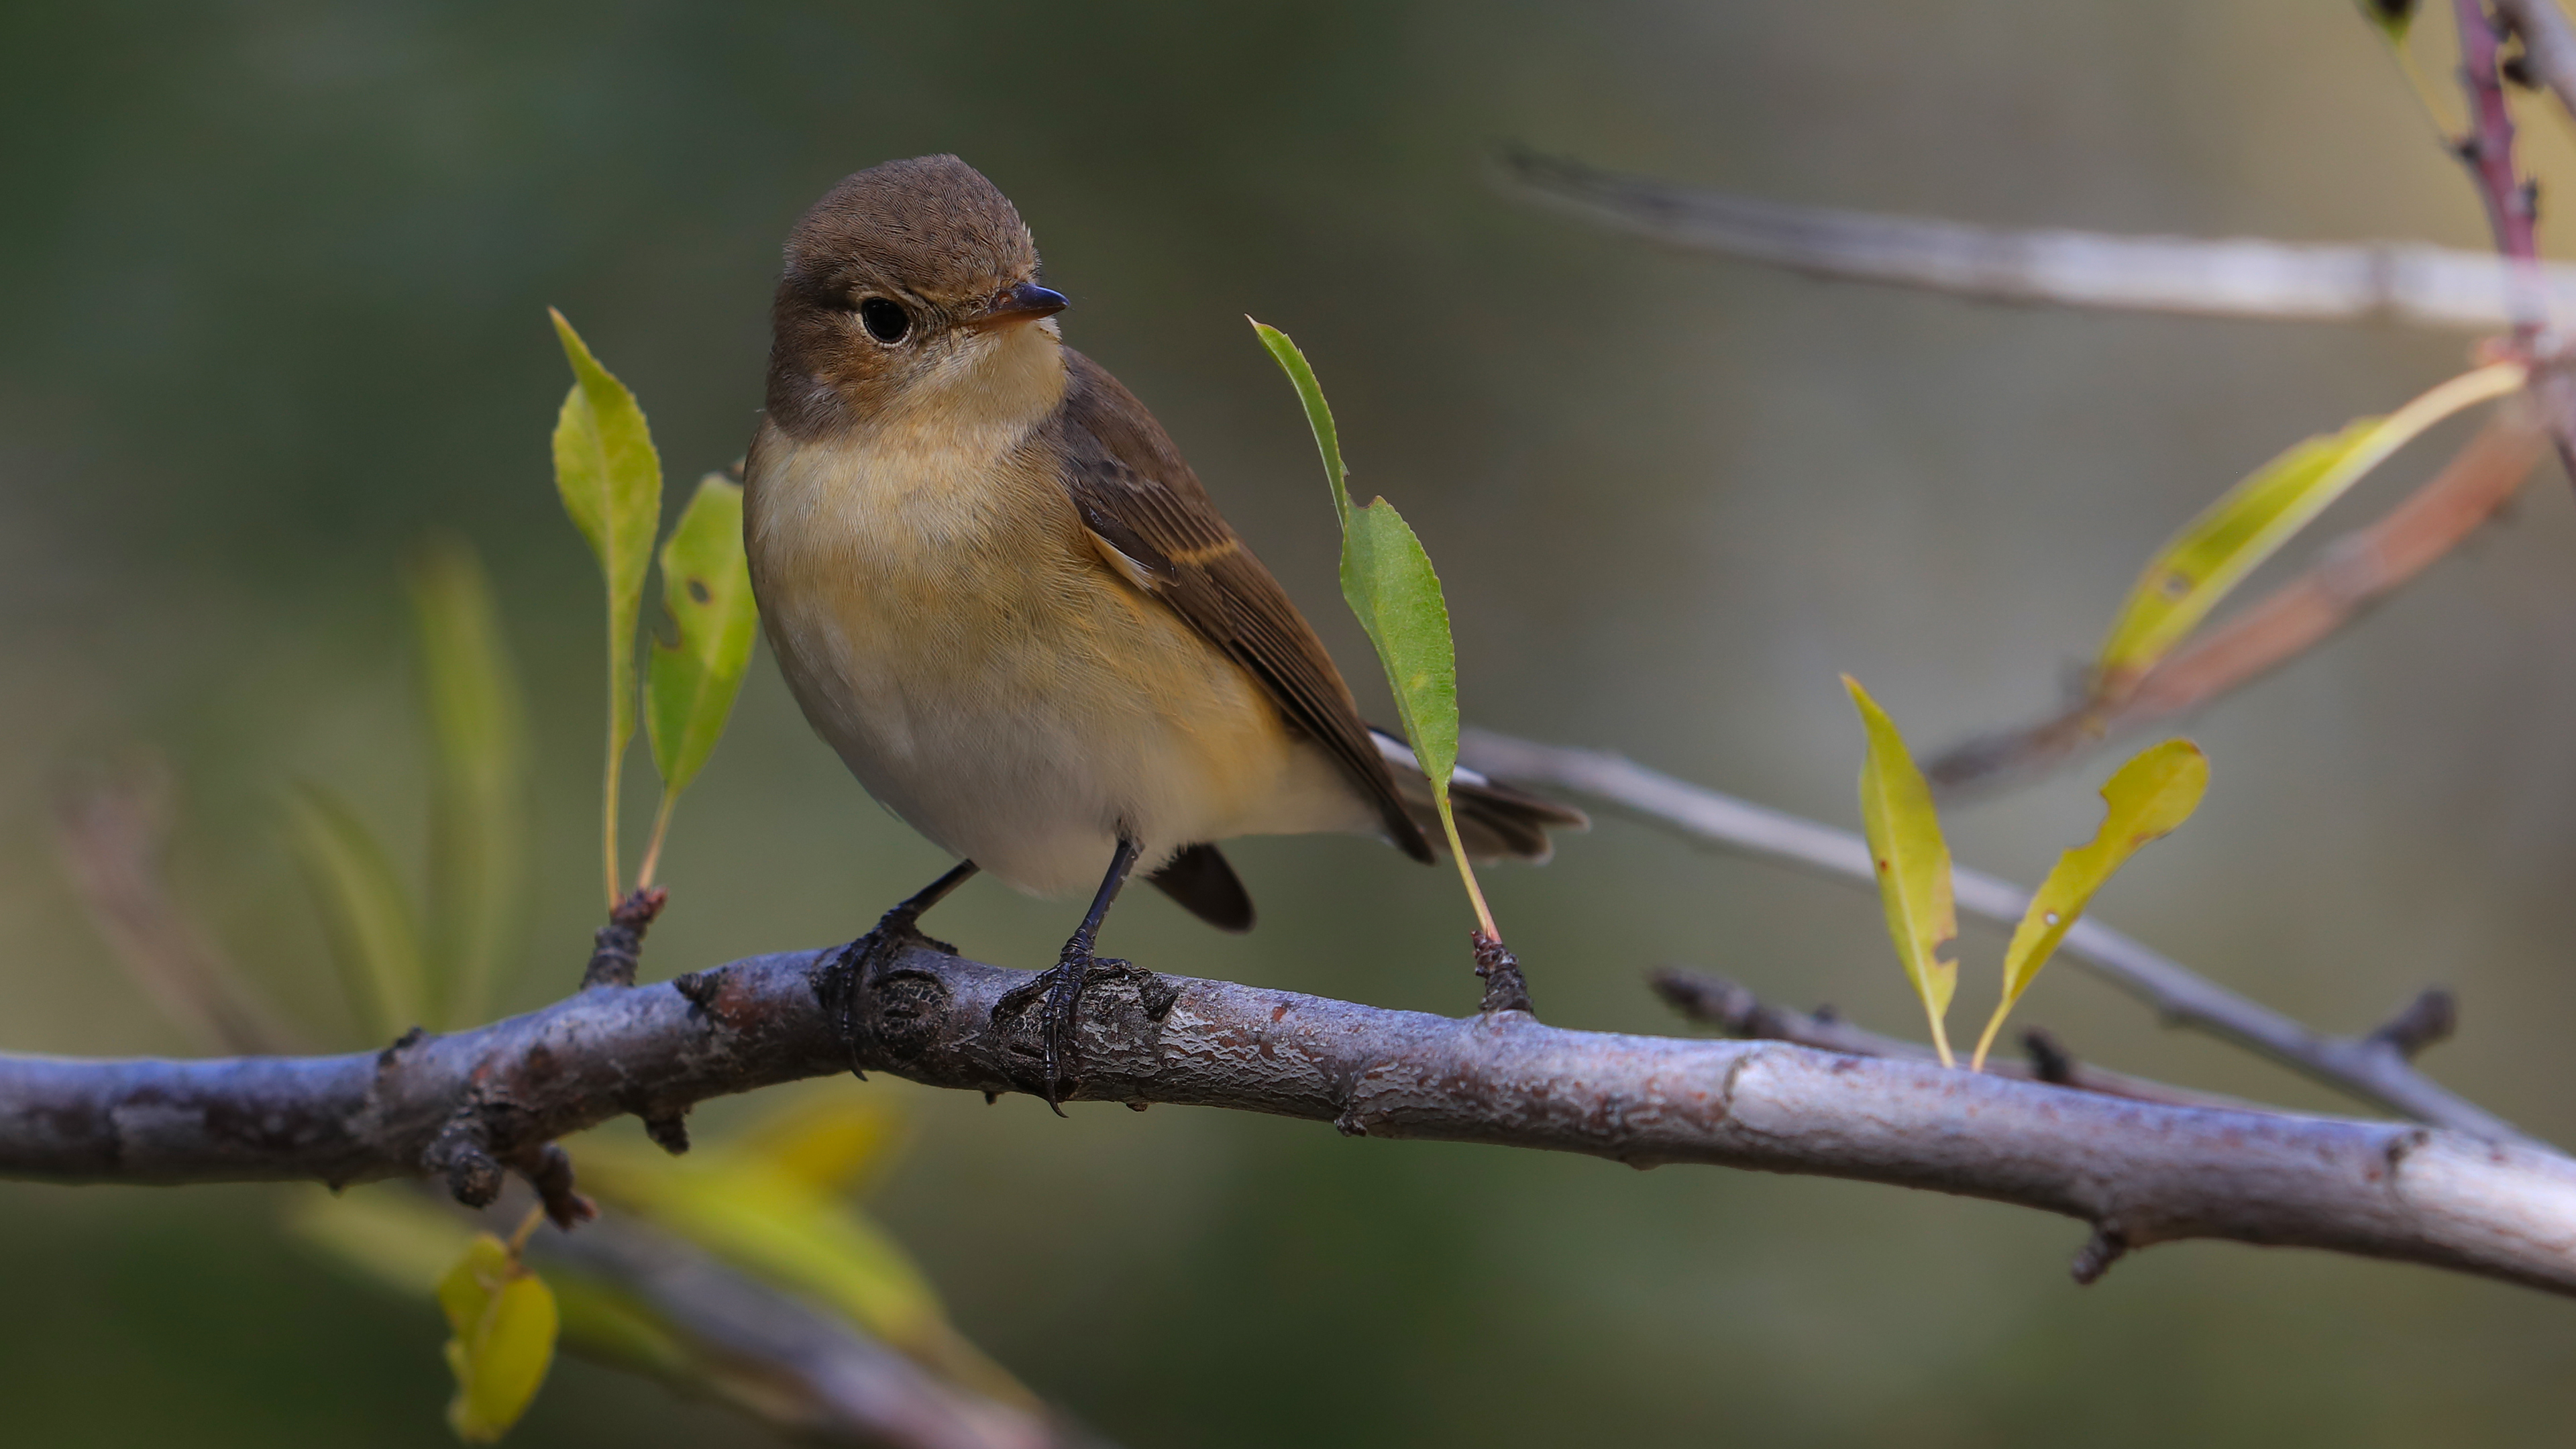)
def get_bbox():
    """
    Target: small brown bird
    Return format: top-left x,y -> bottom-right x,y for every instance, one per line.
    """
744,155 -> 1581,1104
